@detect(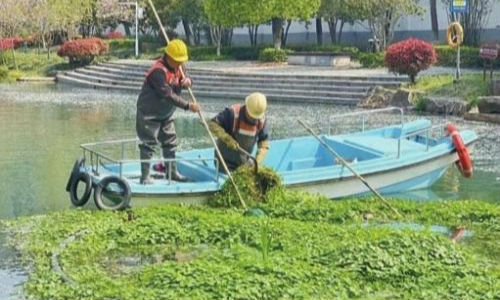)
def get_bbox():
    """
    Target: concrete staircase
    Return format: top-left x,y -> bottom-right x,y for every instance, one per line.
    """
56,61 -> 408,105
